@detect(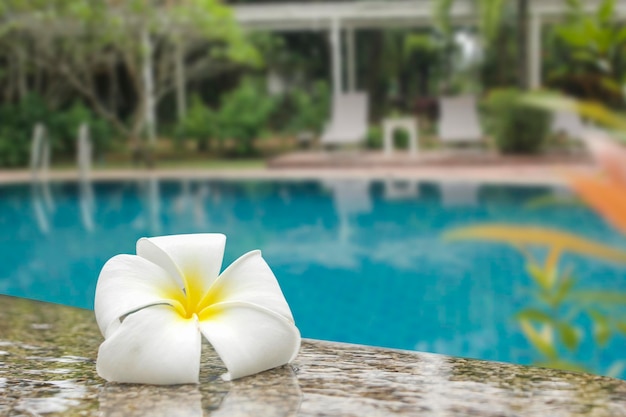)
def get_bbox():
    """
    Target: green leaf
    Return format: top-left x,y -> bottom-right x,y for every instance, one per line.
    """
516,308 -> 553,323
588,309 -> 612,346
526,263 -> 552,291
571,50 -> 597,64
557,322 -> 580,351
596,0 -> 615,25
550,274 -> 577,308
616,26 -> 626,44
519,319 -> 558,360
